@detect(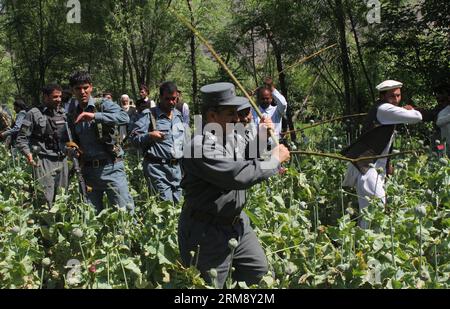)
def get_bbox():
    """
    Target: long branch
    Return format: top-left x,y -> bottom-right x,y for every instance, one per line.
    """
291,150 -> 419,163
170,9 -> 280,145
278,43 -> 338,75
282,113 -> 368,136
